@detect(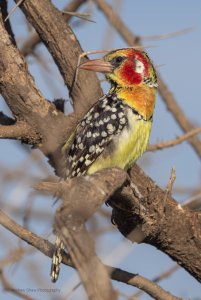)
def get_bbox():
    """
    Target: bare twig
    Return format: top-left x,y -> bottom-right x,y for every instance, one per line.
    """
141,27 -> 193,41
111,267 -> 181,300
148,128 -> 201,151
153,265 -> 179,283
157,76 -> 201,158
4,0 -> 25,22
0,247 -> 29,268
65,282 -> 82,299
131,264 -> 179,298
0,269 -> 35,300
165,168 -> 176,196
